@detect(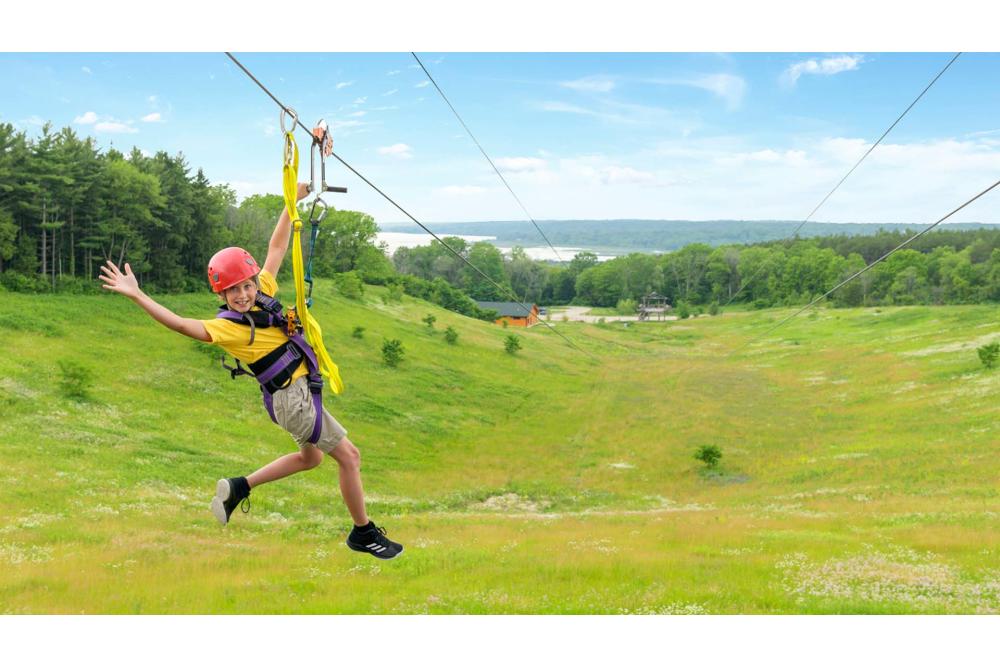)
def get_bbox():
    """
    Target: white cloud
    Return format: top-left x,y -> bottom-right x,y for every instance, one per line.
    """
382,88 -> 398,97
387,69 -> 400,76
377,143 -> 413,159
23,116 -> 44,126
688,74 -> 746,110
560,76 -> 616,93
147,95 -> 157,104
336,81 -> 353,90
415,80 -> 430,88
353,97 -> 367,105
141,112 -> 162,123
347,111 -> 366,118
783,55 -> 864,86
74,111 -> 98,124
94,121 -> 138,134
82,66 -> 91,75
645,74 -> 747,110
599,166 -> 655,185
495,157 -> 547,173
437,185 -> 487,195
